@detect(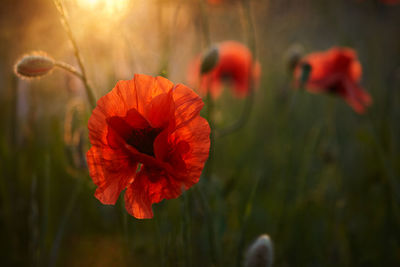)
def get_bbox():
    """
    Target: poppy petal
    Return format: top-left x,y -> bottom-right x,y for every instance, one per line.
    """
173,84 -> 204,129
170,116 -> 211,187
124,169 -> 182,219
87,146 -> 137,204
88,79 -> 137,147
350,61 -> 362,82
342,79 -> 372,114
133,74 -> 174,114
146,91 -> 175,129
153,129 -> 170,162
